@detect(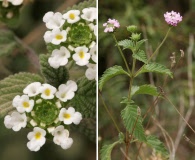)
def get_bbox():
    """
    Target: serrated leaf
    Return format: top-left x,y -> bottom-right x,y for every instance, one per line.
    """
71,118 -> 96,142
39,54 -> 69,88
131,84 -> 158,97
136,63 -> 173,78
118,39 -> 134,50
0,72 -> 44,117
146,135 -> 169,157
100,141 -> 120,160
136,39 -> 147,50
0,30 -> 20,57
70,77 -> 96,118
132,50 -> 148,64
99,66 -> 130,91
121,104 -> 146,142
